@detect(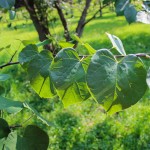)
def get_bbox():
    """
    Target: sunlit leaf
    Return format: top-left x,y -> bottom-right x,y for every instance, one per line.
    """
19,45 -> 55,98
87,49 -> 147,114
59,41 -> 74,48
106,33 -> 126,55
50,48 -> 90,107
